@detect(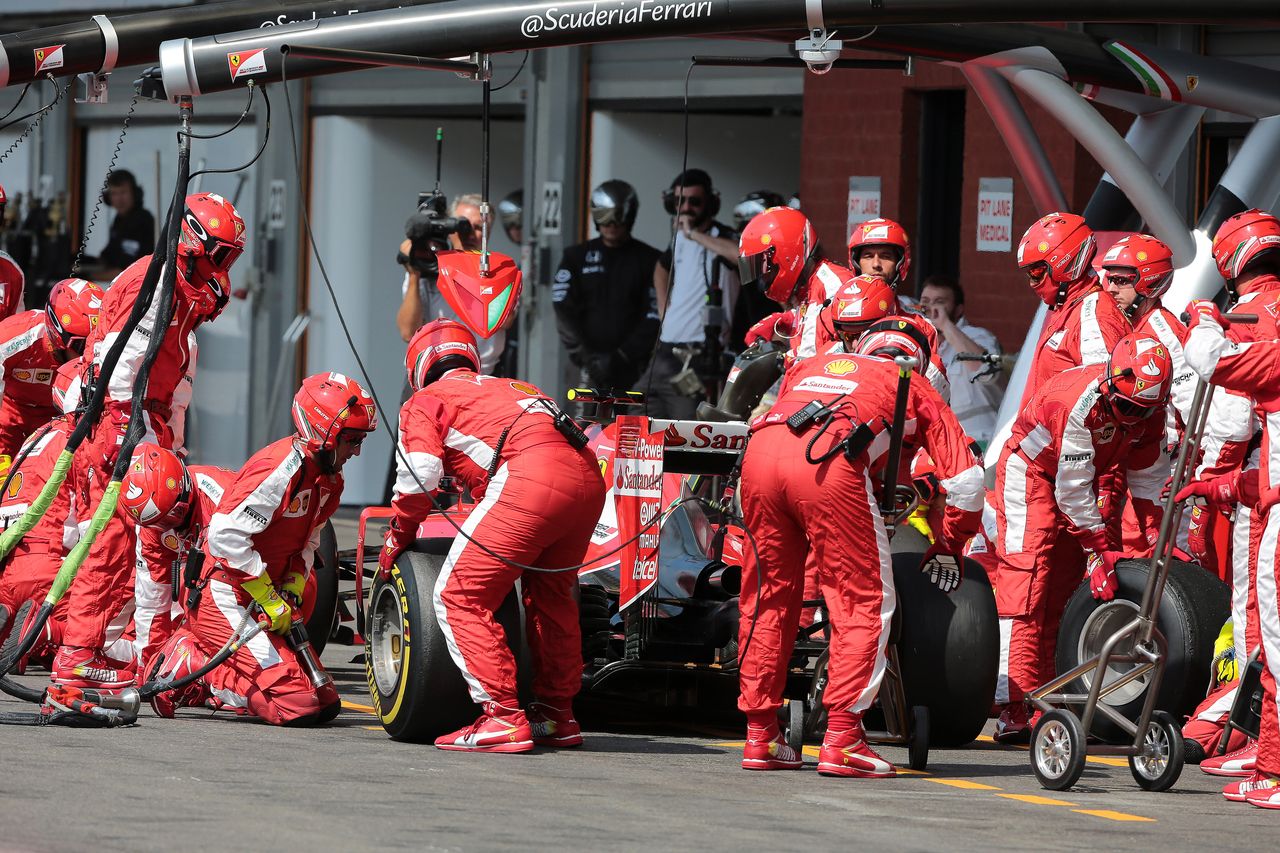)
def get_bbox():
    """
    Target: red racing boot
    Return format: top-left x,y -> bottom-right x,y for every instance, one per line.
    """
1200,740 -> 1258,777
741,720 -> 803,771
817,723 -> 895,778
993,702 -> 1035,744
435,702 -> 534,753
527,701 -> 583,748
143,630 -> 211,718
51,645 -> 135,689
1223,772 -> 1280,803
